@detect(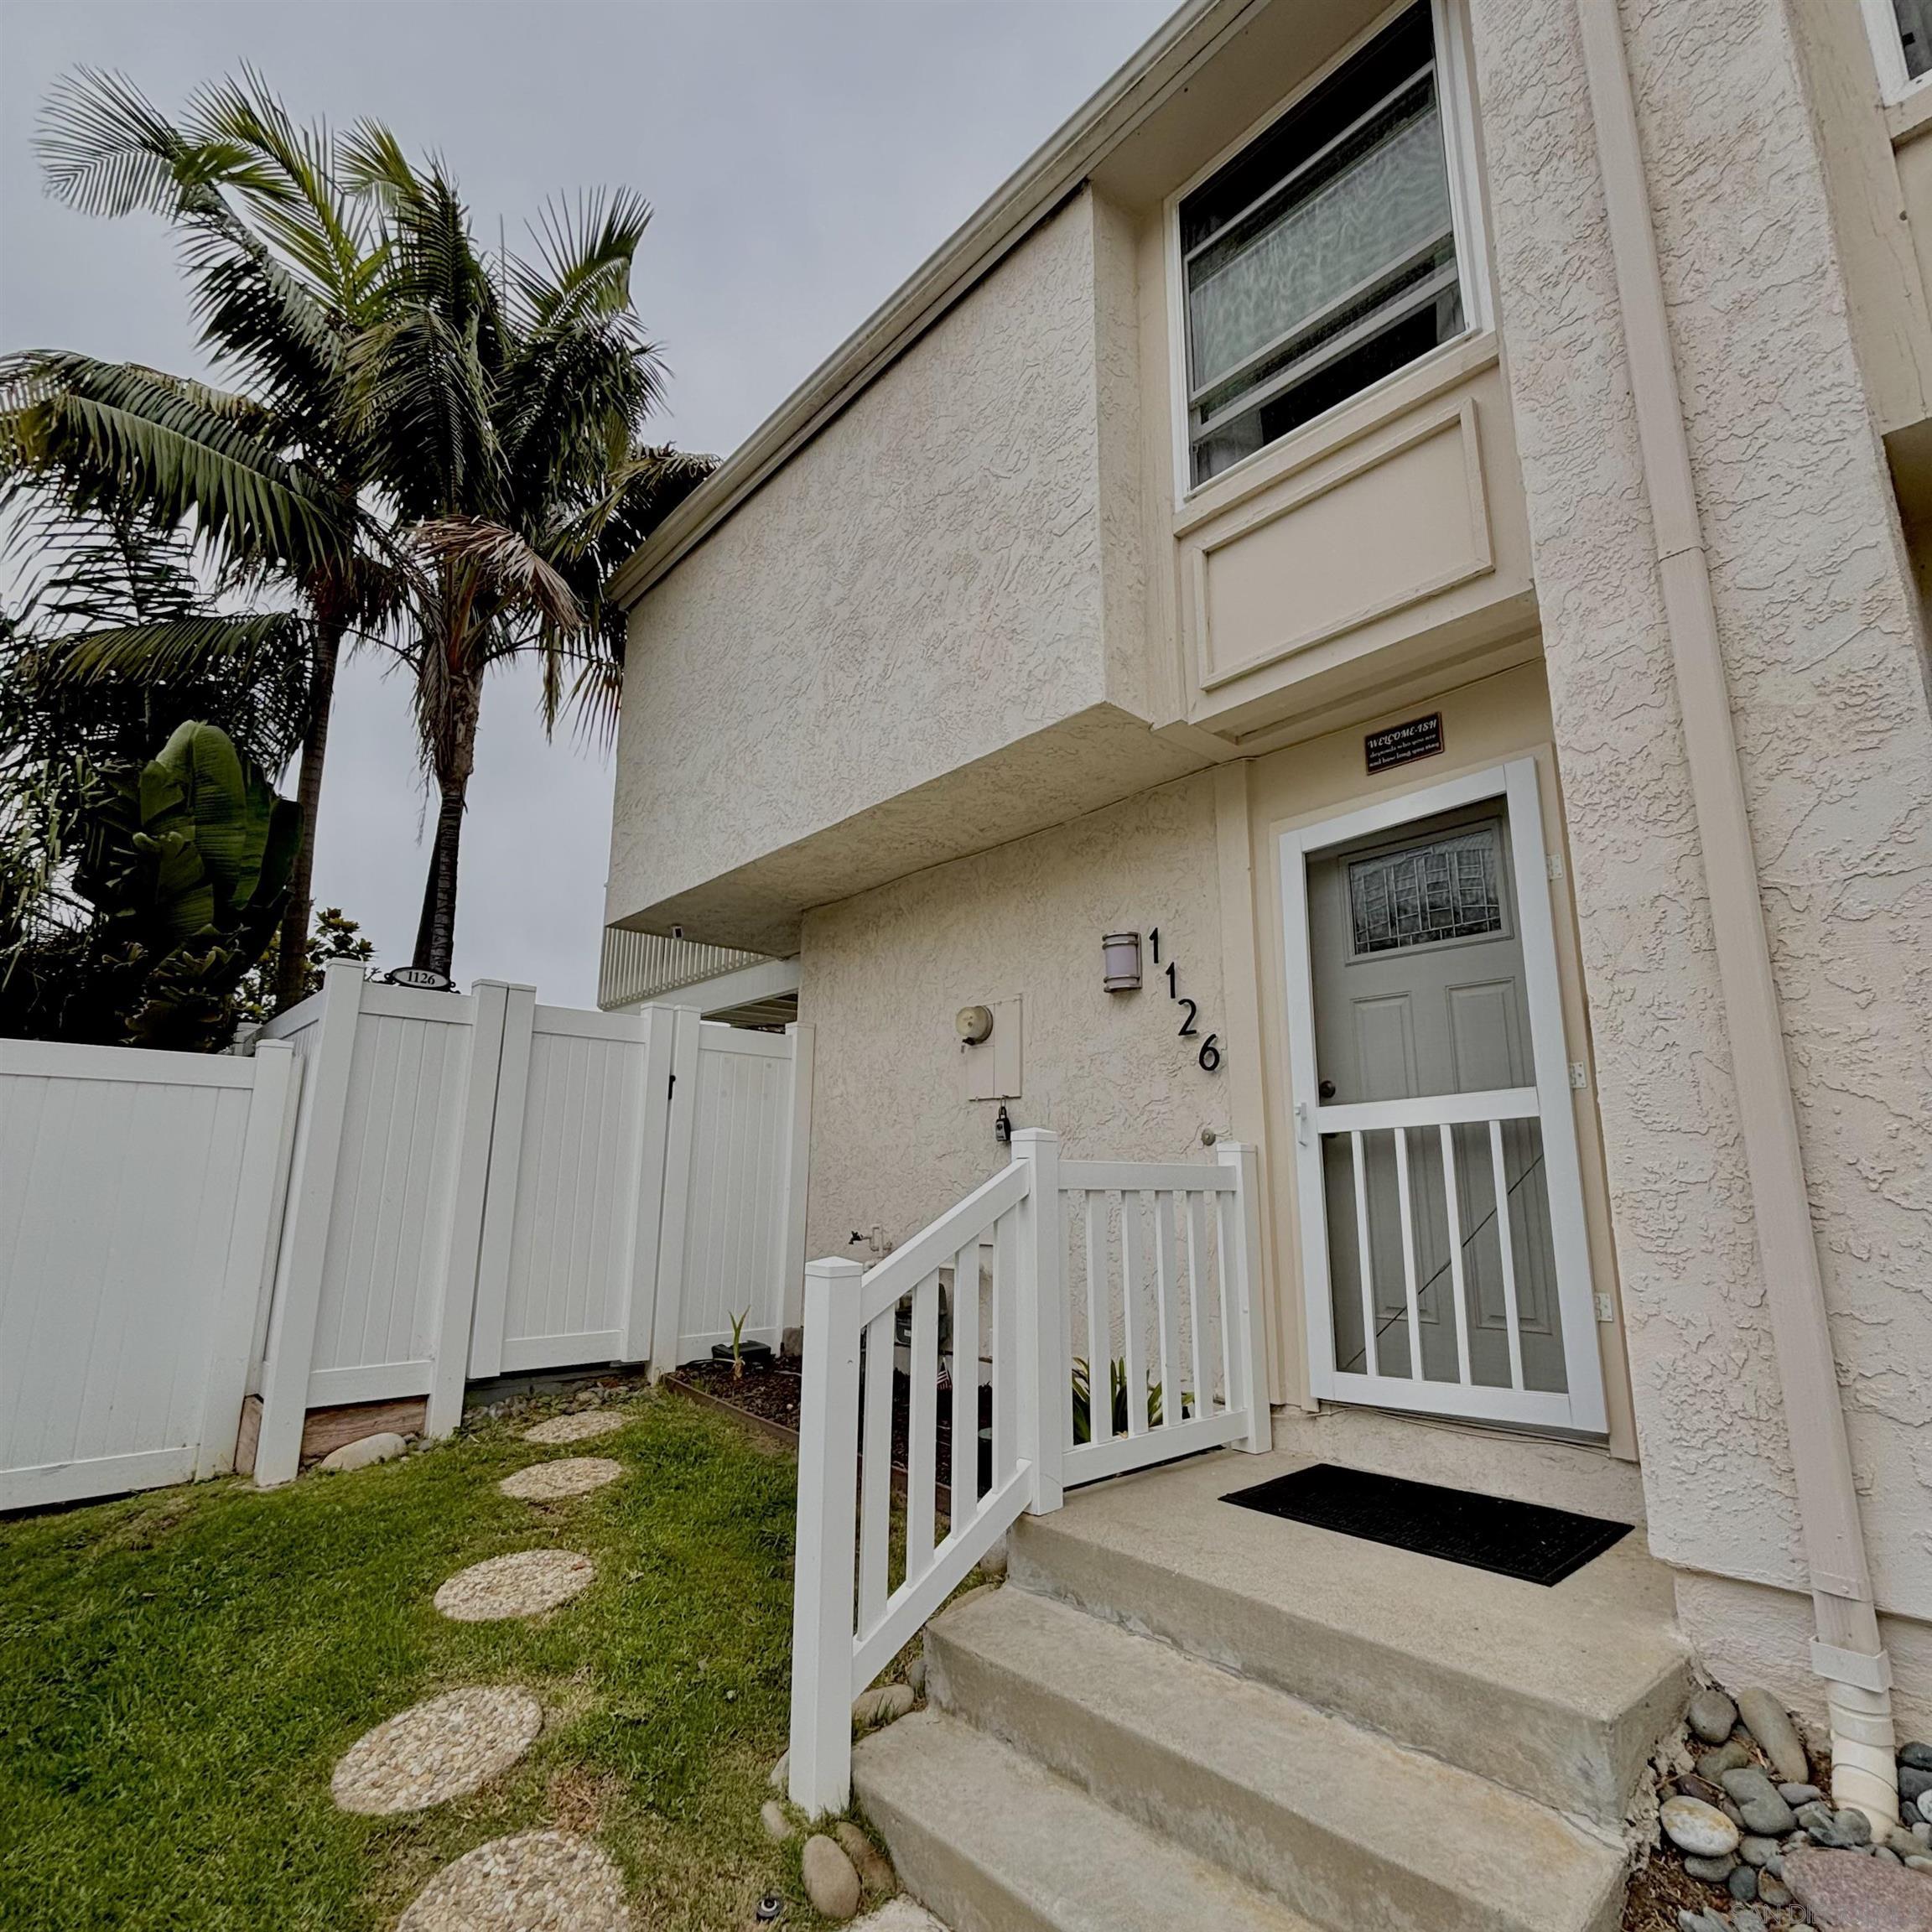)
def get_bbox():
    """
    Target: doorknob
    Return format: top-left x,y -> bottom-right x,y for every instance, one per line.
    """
1318,1079 -> 1337,1101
